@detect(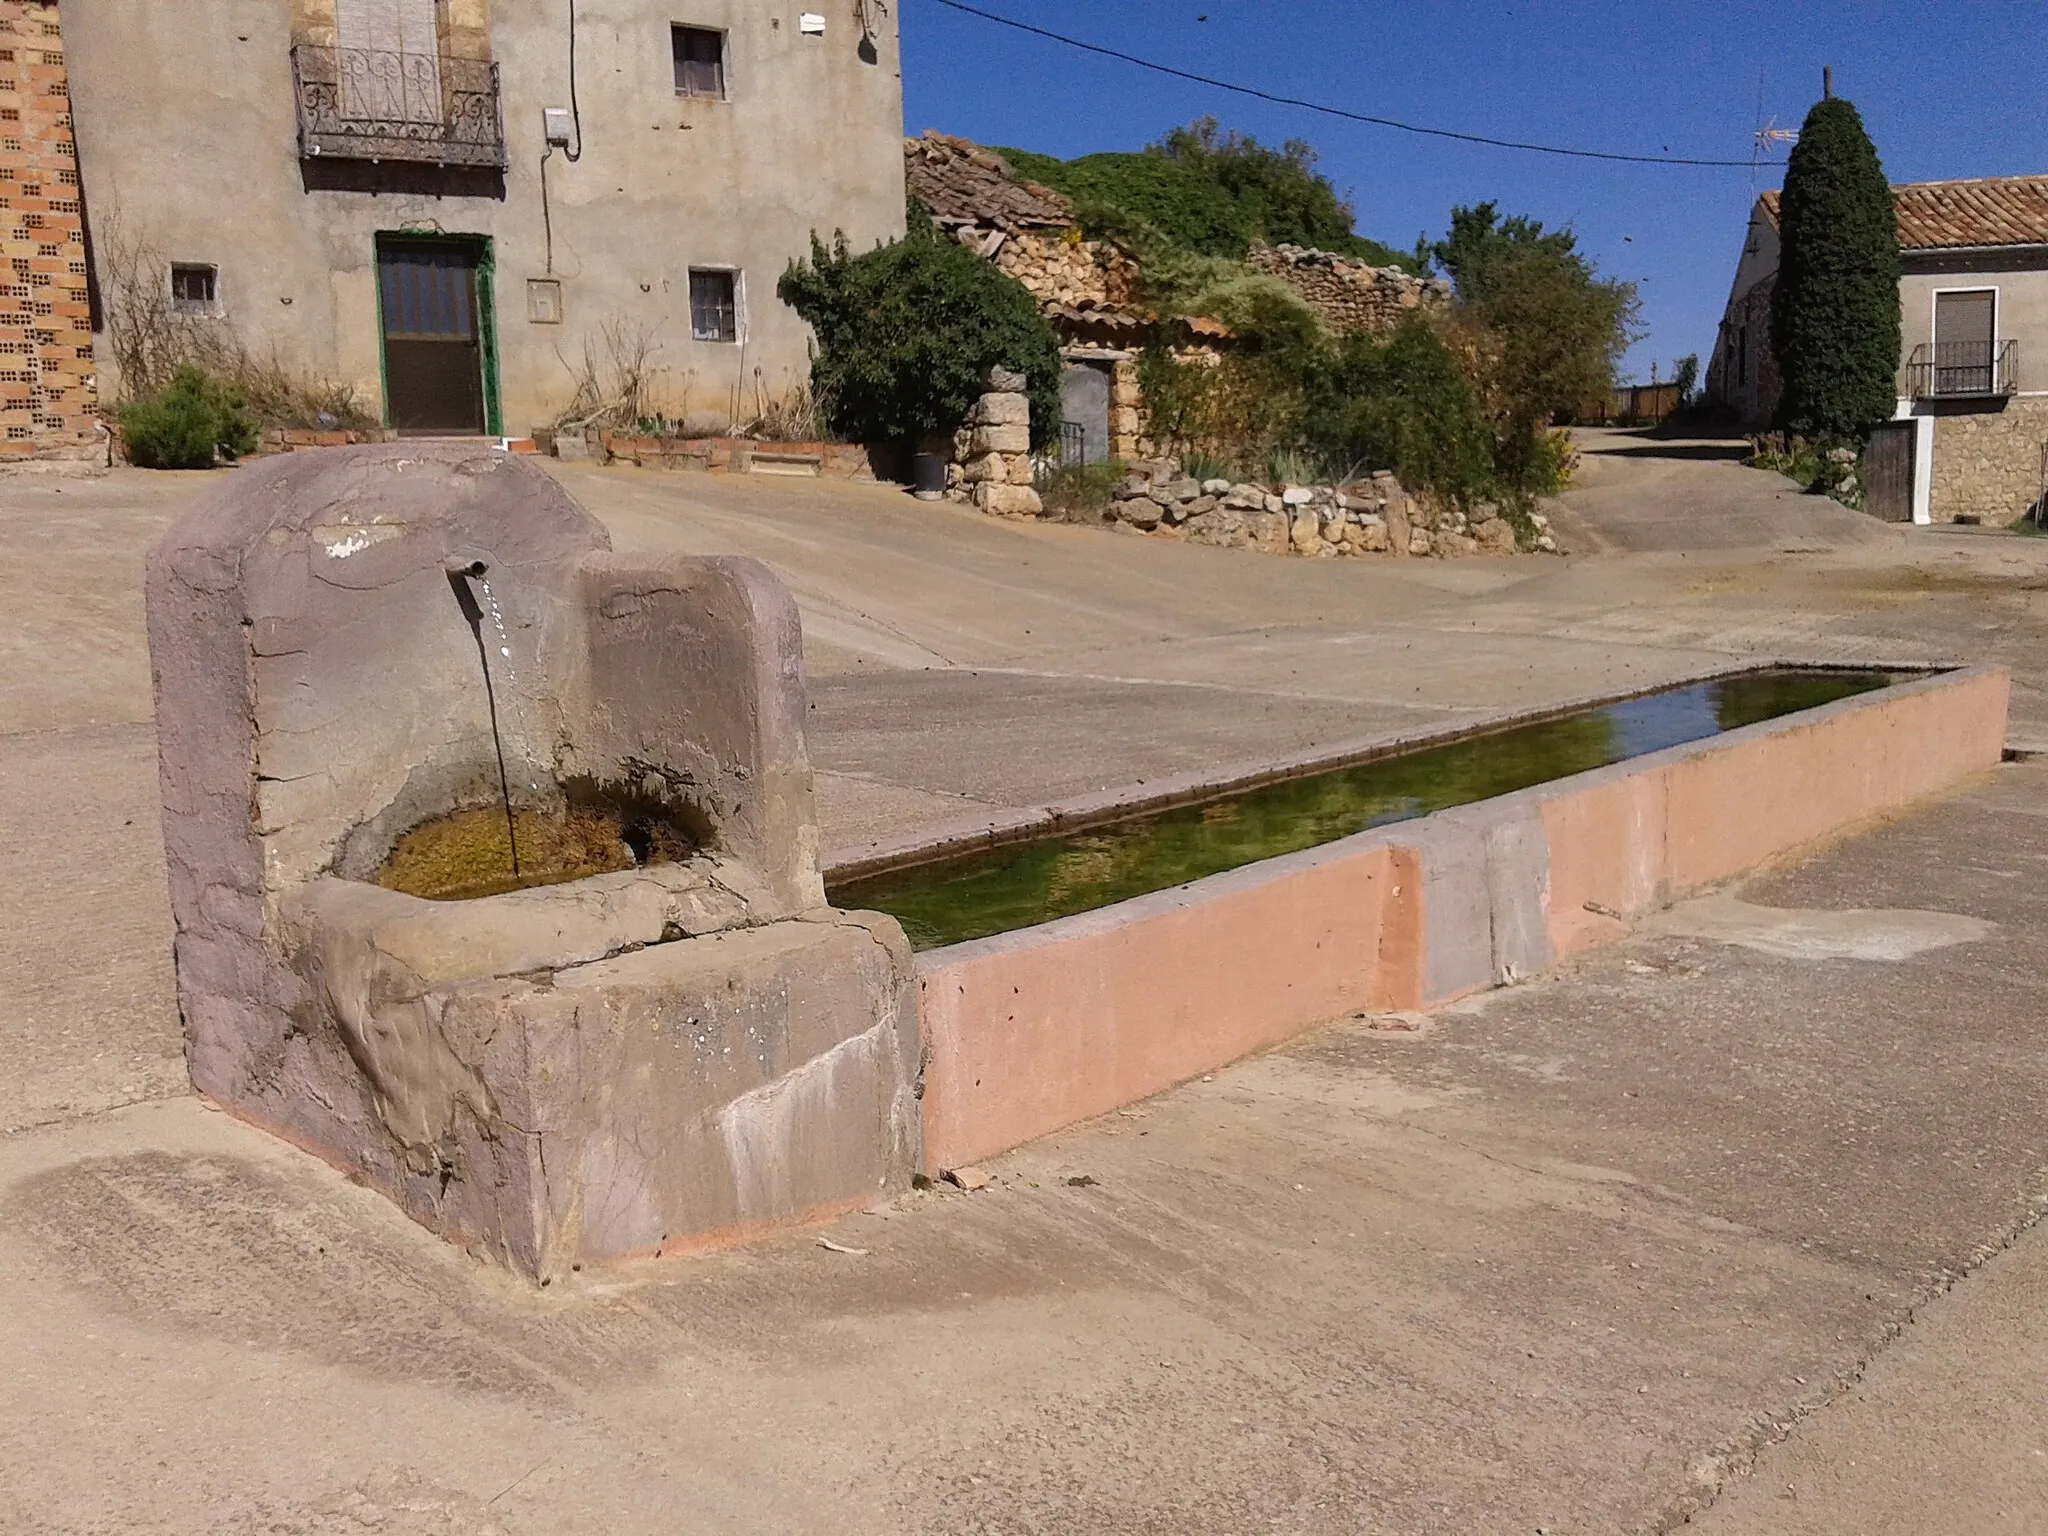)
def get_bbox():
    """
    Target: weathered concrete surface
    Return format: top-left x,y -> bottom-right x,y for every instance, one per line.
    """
13,444 -> 2048,1527
143,446 -> 912,1272
5,766 -> 2048,1532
